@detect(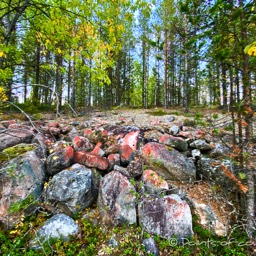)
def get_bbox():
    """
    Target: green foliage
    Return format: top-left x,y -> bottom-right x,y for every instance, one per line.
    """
8,195 -> 35,214
146,109 -> 168,116
0,144 -> 36,164
0,210 -> 253,256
